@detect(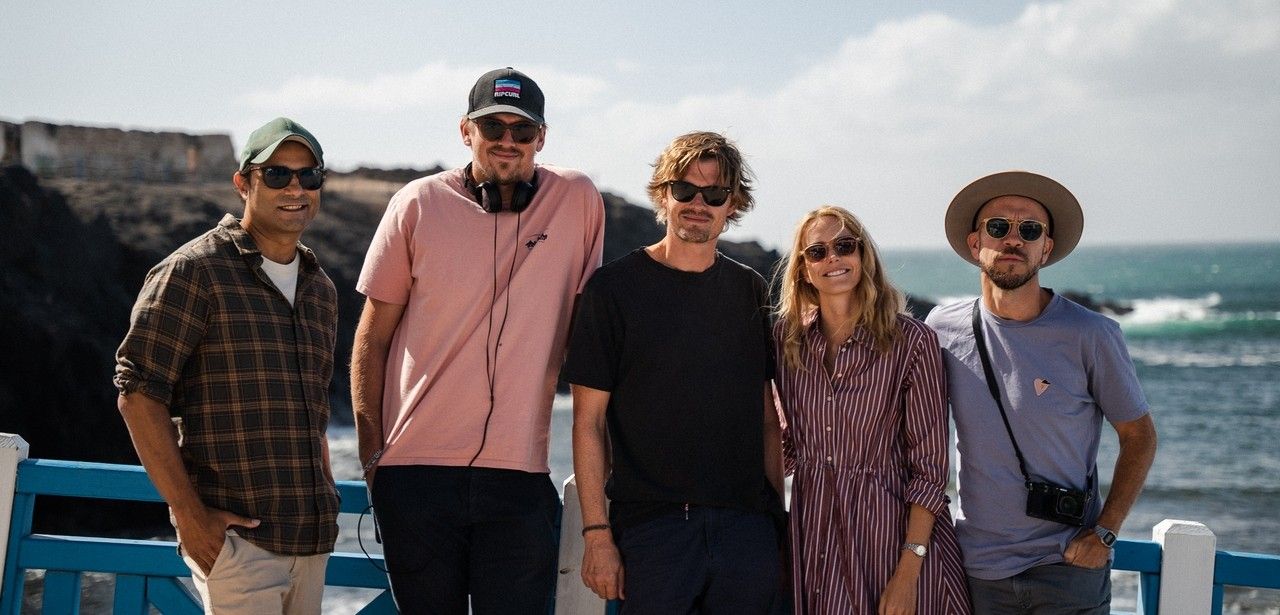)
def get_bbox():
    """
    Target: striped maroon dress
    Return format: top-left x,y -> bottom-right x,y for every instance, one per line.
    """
775,314 -> 970,614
